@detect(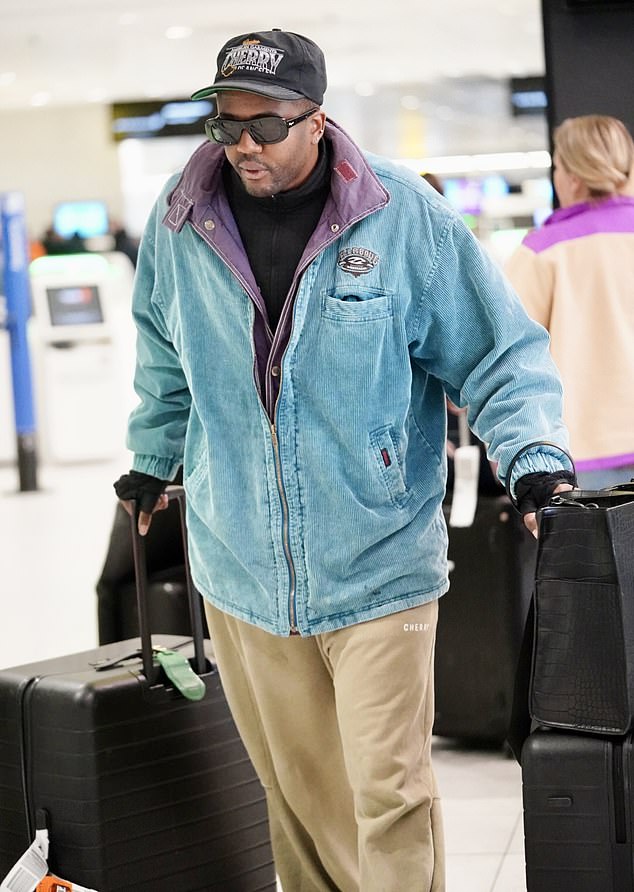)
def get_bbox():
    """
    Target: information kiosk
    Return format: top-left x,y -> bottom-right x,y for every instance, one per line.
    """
29,253 -> 135,463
